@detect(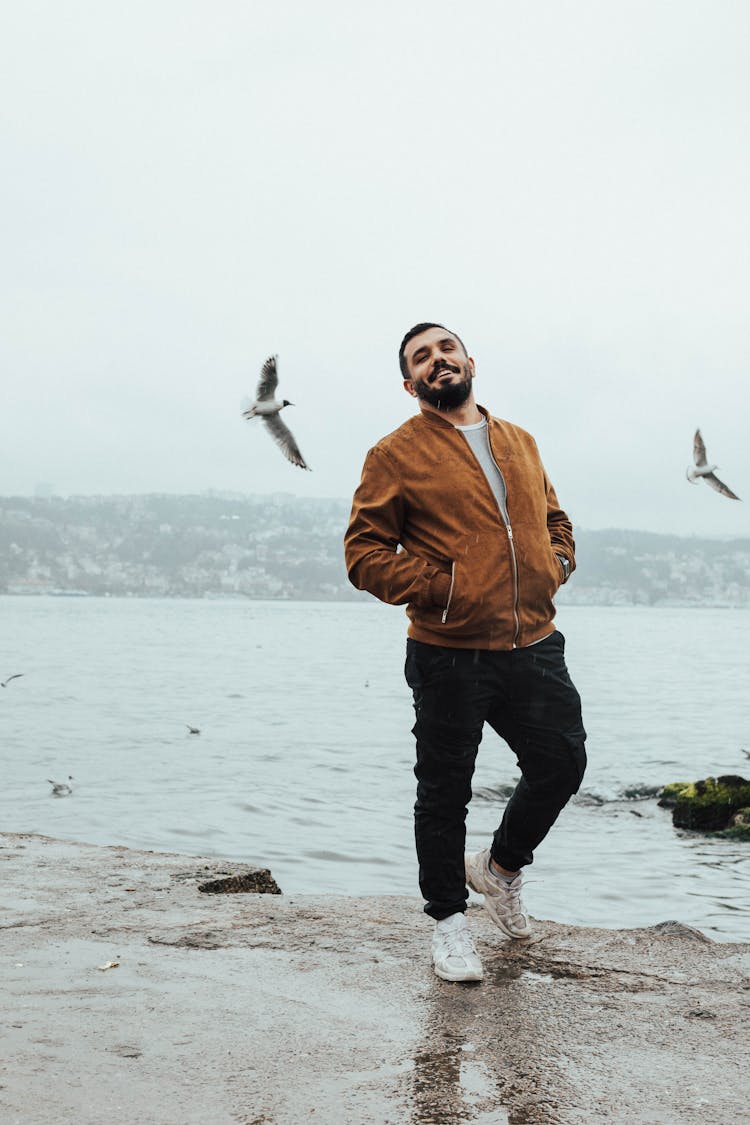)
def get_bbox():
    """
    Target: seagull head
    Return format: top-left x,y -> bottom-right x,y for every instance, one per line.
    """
281,399 -> 294,408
